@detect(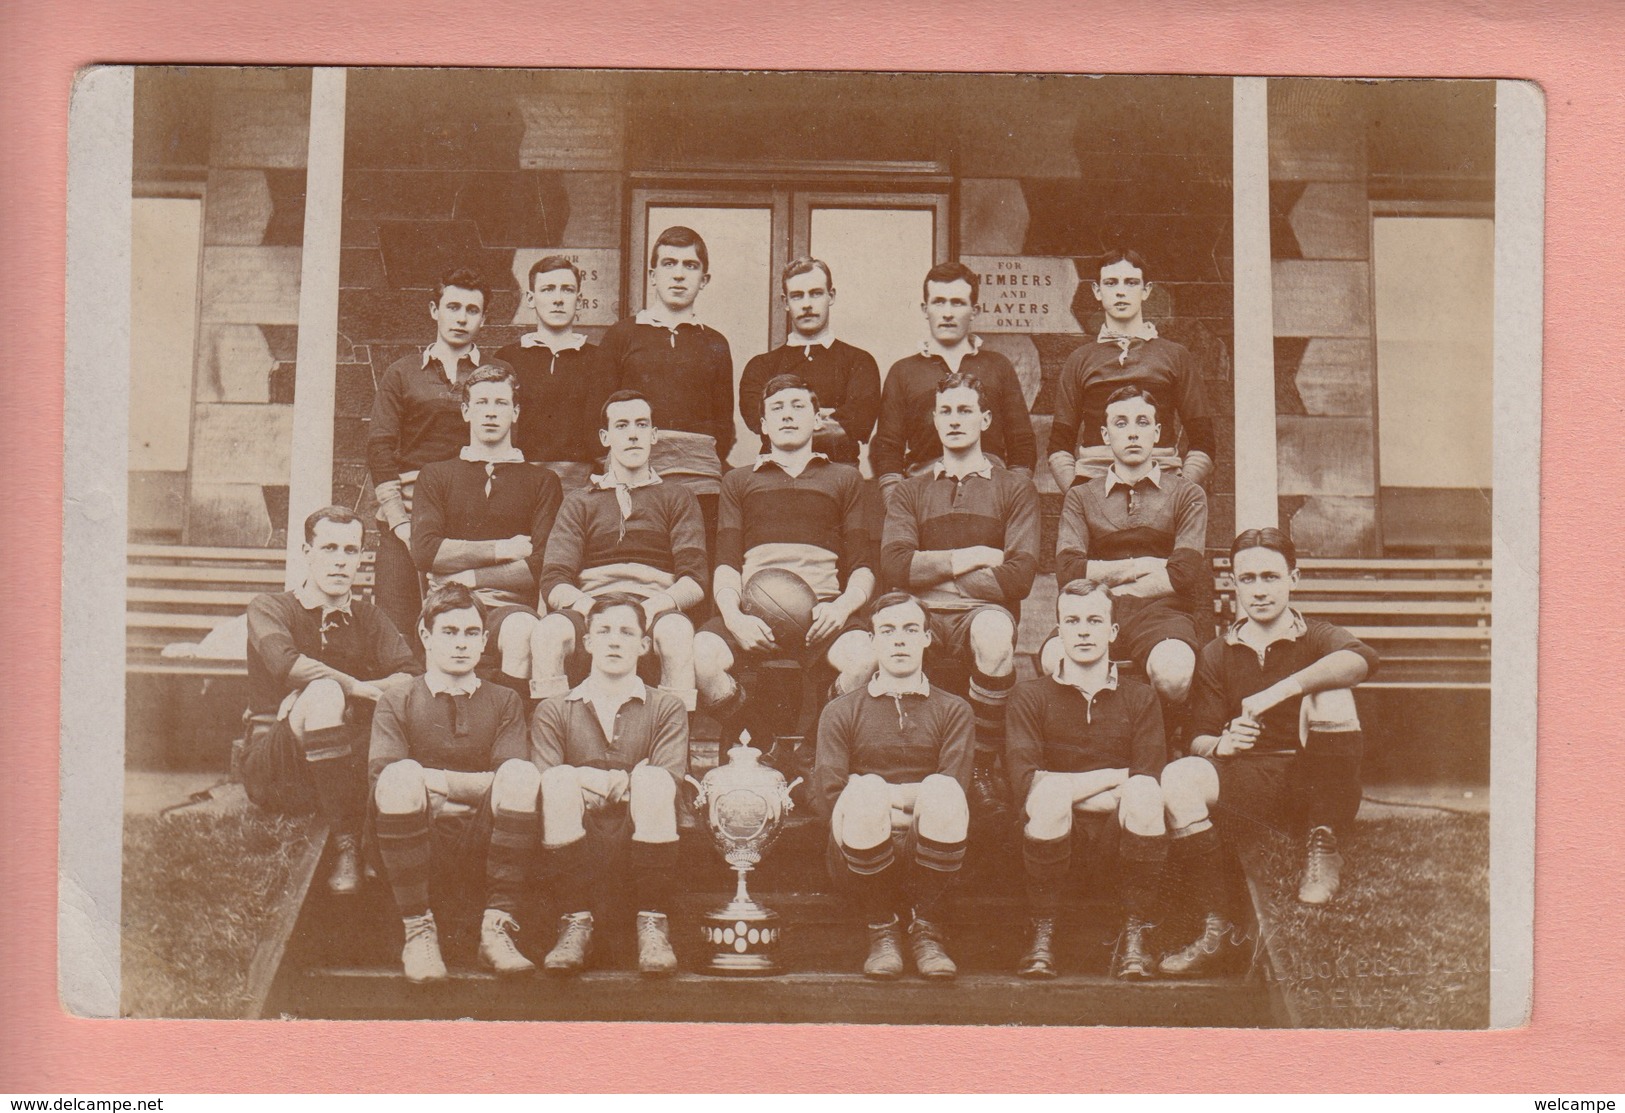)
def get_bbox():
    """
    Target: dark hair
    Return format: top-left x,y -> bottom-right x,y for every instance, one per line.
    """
922,260 -> 980,303
528,254 -> 583,289
418,582 -> 486,632
650,226 -> 709,274
1057,577 -> 1114,620
303,505 -> 364,545
935,371 -> 988,410
459,363 -> 518,406
599,388 -> 653,431
867,591 -> 927,630
435,268 -> 492,306
782,256 -> 834,294
585,591 -> 648,637
1231,527 -> 1298,571
1098,248 -> 1151,278
761,372 -> 820,412
1102,384 -> 1160,419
